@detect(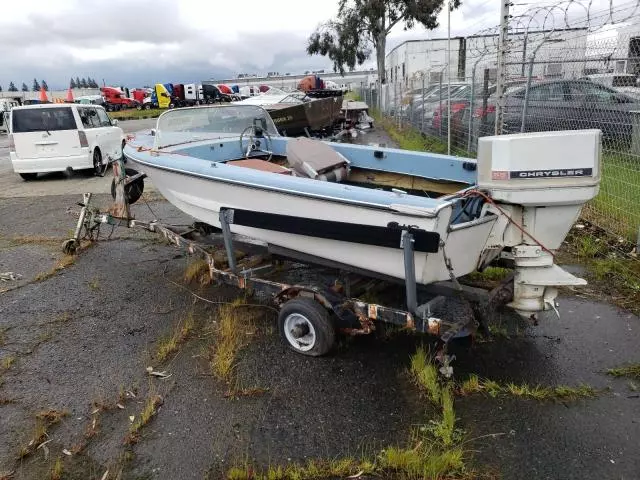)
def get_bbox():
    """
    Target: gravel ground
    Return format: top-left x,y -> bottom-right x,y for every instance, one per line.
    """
0,121 -> 639,479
